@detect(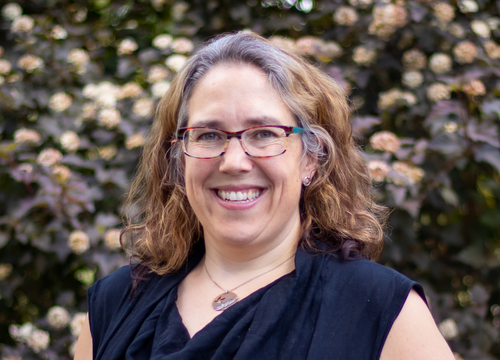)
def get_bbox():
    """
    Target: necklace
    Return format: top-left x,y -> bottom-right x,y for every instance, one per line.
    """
205,253 -> 295,311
